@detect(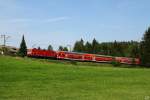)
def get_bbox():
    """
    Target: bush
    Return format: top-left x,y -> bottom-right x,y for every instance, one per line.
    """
70,60 -> 77,65
111,61 -> 121,67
